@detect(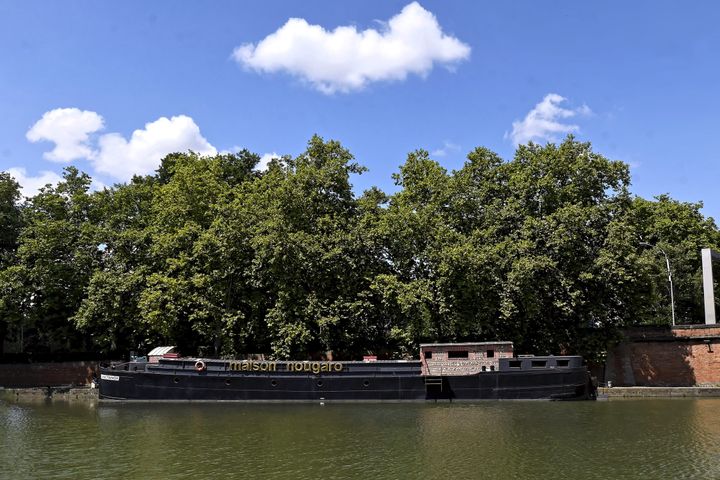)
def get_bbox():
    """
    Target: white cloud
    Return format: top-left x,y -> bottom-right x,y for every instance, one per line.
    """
256,152 -> 280,171
26,108 -> 104,162
94,115 -> 217,180
507,94 -> 592,146
233,2 -> 470,94
220,145 -> 245,155
7,167 -> 106,198
28,109 -> 217,181
6,167 -> 63,198
431,141 -> 461,157
89,178 -> 107,192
